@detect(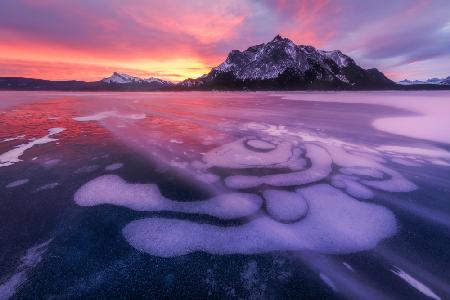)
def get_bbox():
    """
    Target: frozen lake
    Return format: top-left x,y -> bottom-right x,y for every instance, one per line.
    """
0,91 -> 449,299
